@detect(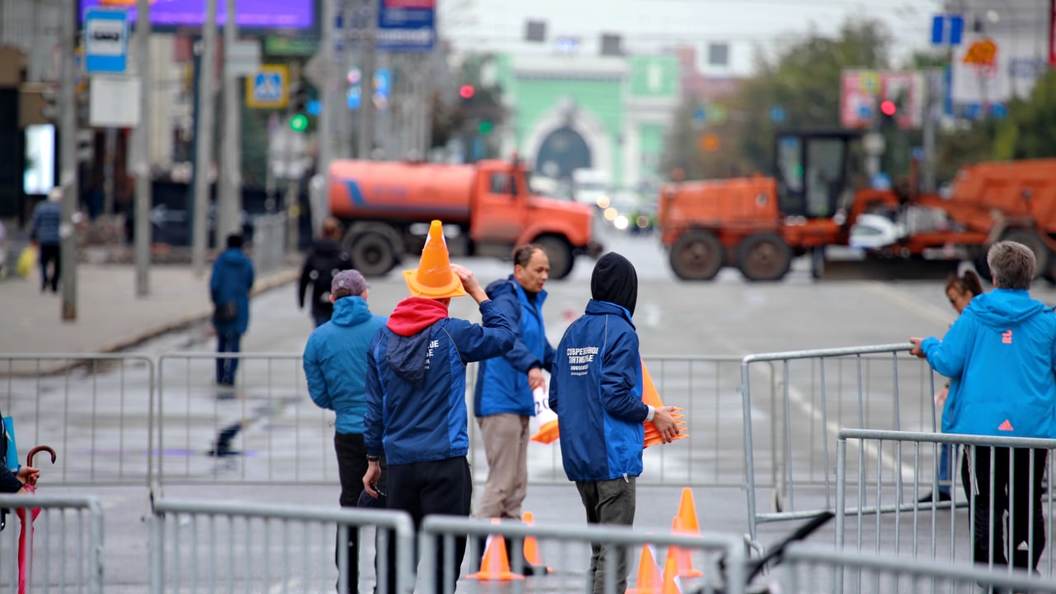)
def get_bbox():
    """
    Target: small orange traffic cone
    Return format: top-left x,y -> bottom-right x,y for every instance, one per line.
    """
625,545 -> 662,594
402,220 -> 466,299
674,488 -> 700,534
642,360 -> 687,448
668,517 -> 703,578
466,526 -> 525,582
661,549 -> 683,594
